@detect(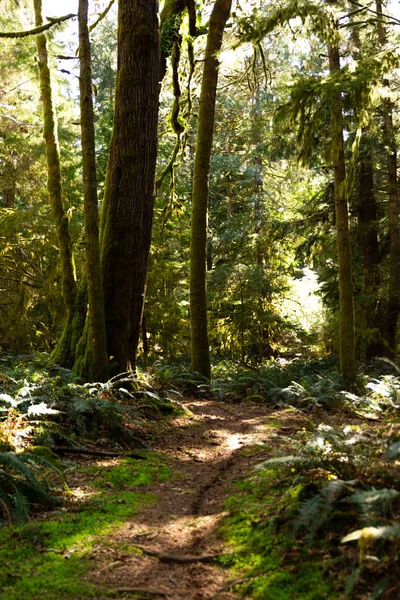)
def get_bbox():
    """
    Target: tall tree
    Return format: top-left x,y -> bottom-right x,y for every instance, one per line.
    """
357,131 -> 382,358
376,0 -> 400,357
328,30 -> 356,383
190,0 -> 232,379
99,0 -> 160,373
33,0 -> 77,366
349,20 -> 381,359
78,0 -> 108,381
